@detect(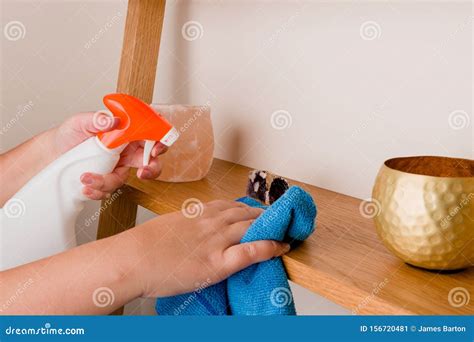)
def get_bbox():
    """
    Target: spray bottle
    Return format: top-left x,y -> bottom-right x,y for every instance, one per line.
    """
0,93 -> 179,271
